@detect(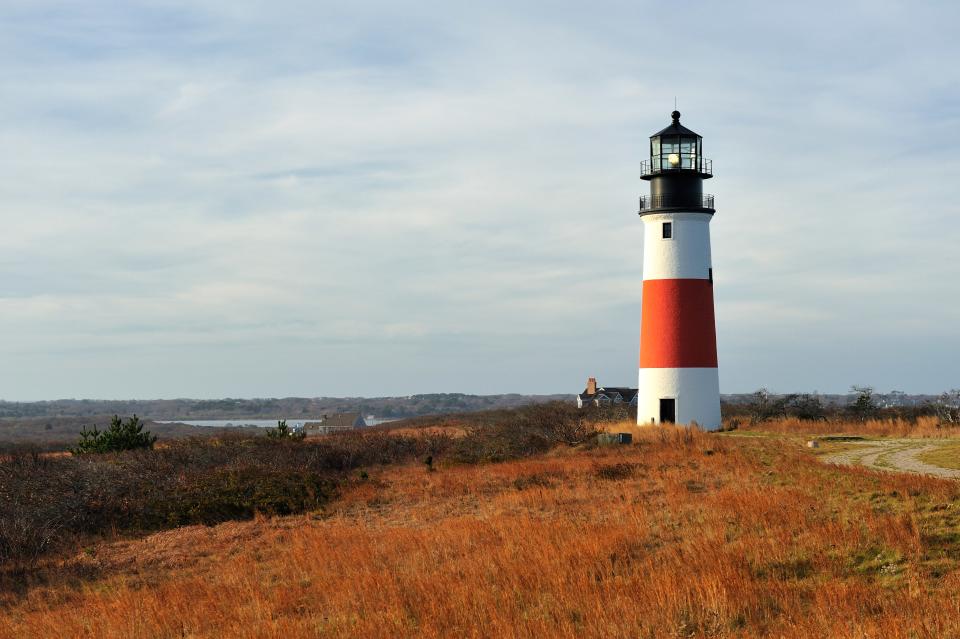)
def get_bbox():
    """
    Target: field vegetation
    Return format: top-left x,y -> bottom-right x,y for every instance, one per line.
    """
727,386 -> 960,439
917,443 -> 960,470
0,404 -> 614,566
3,404 -> 960,637
739,415 -> 960,439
